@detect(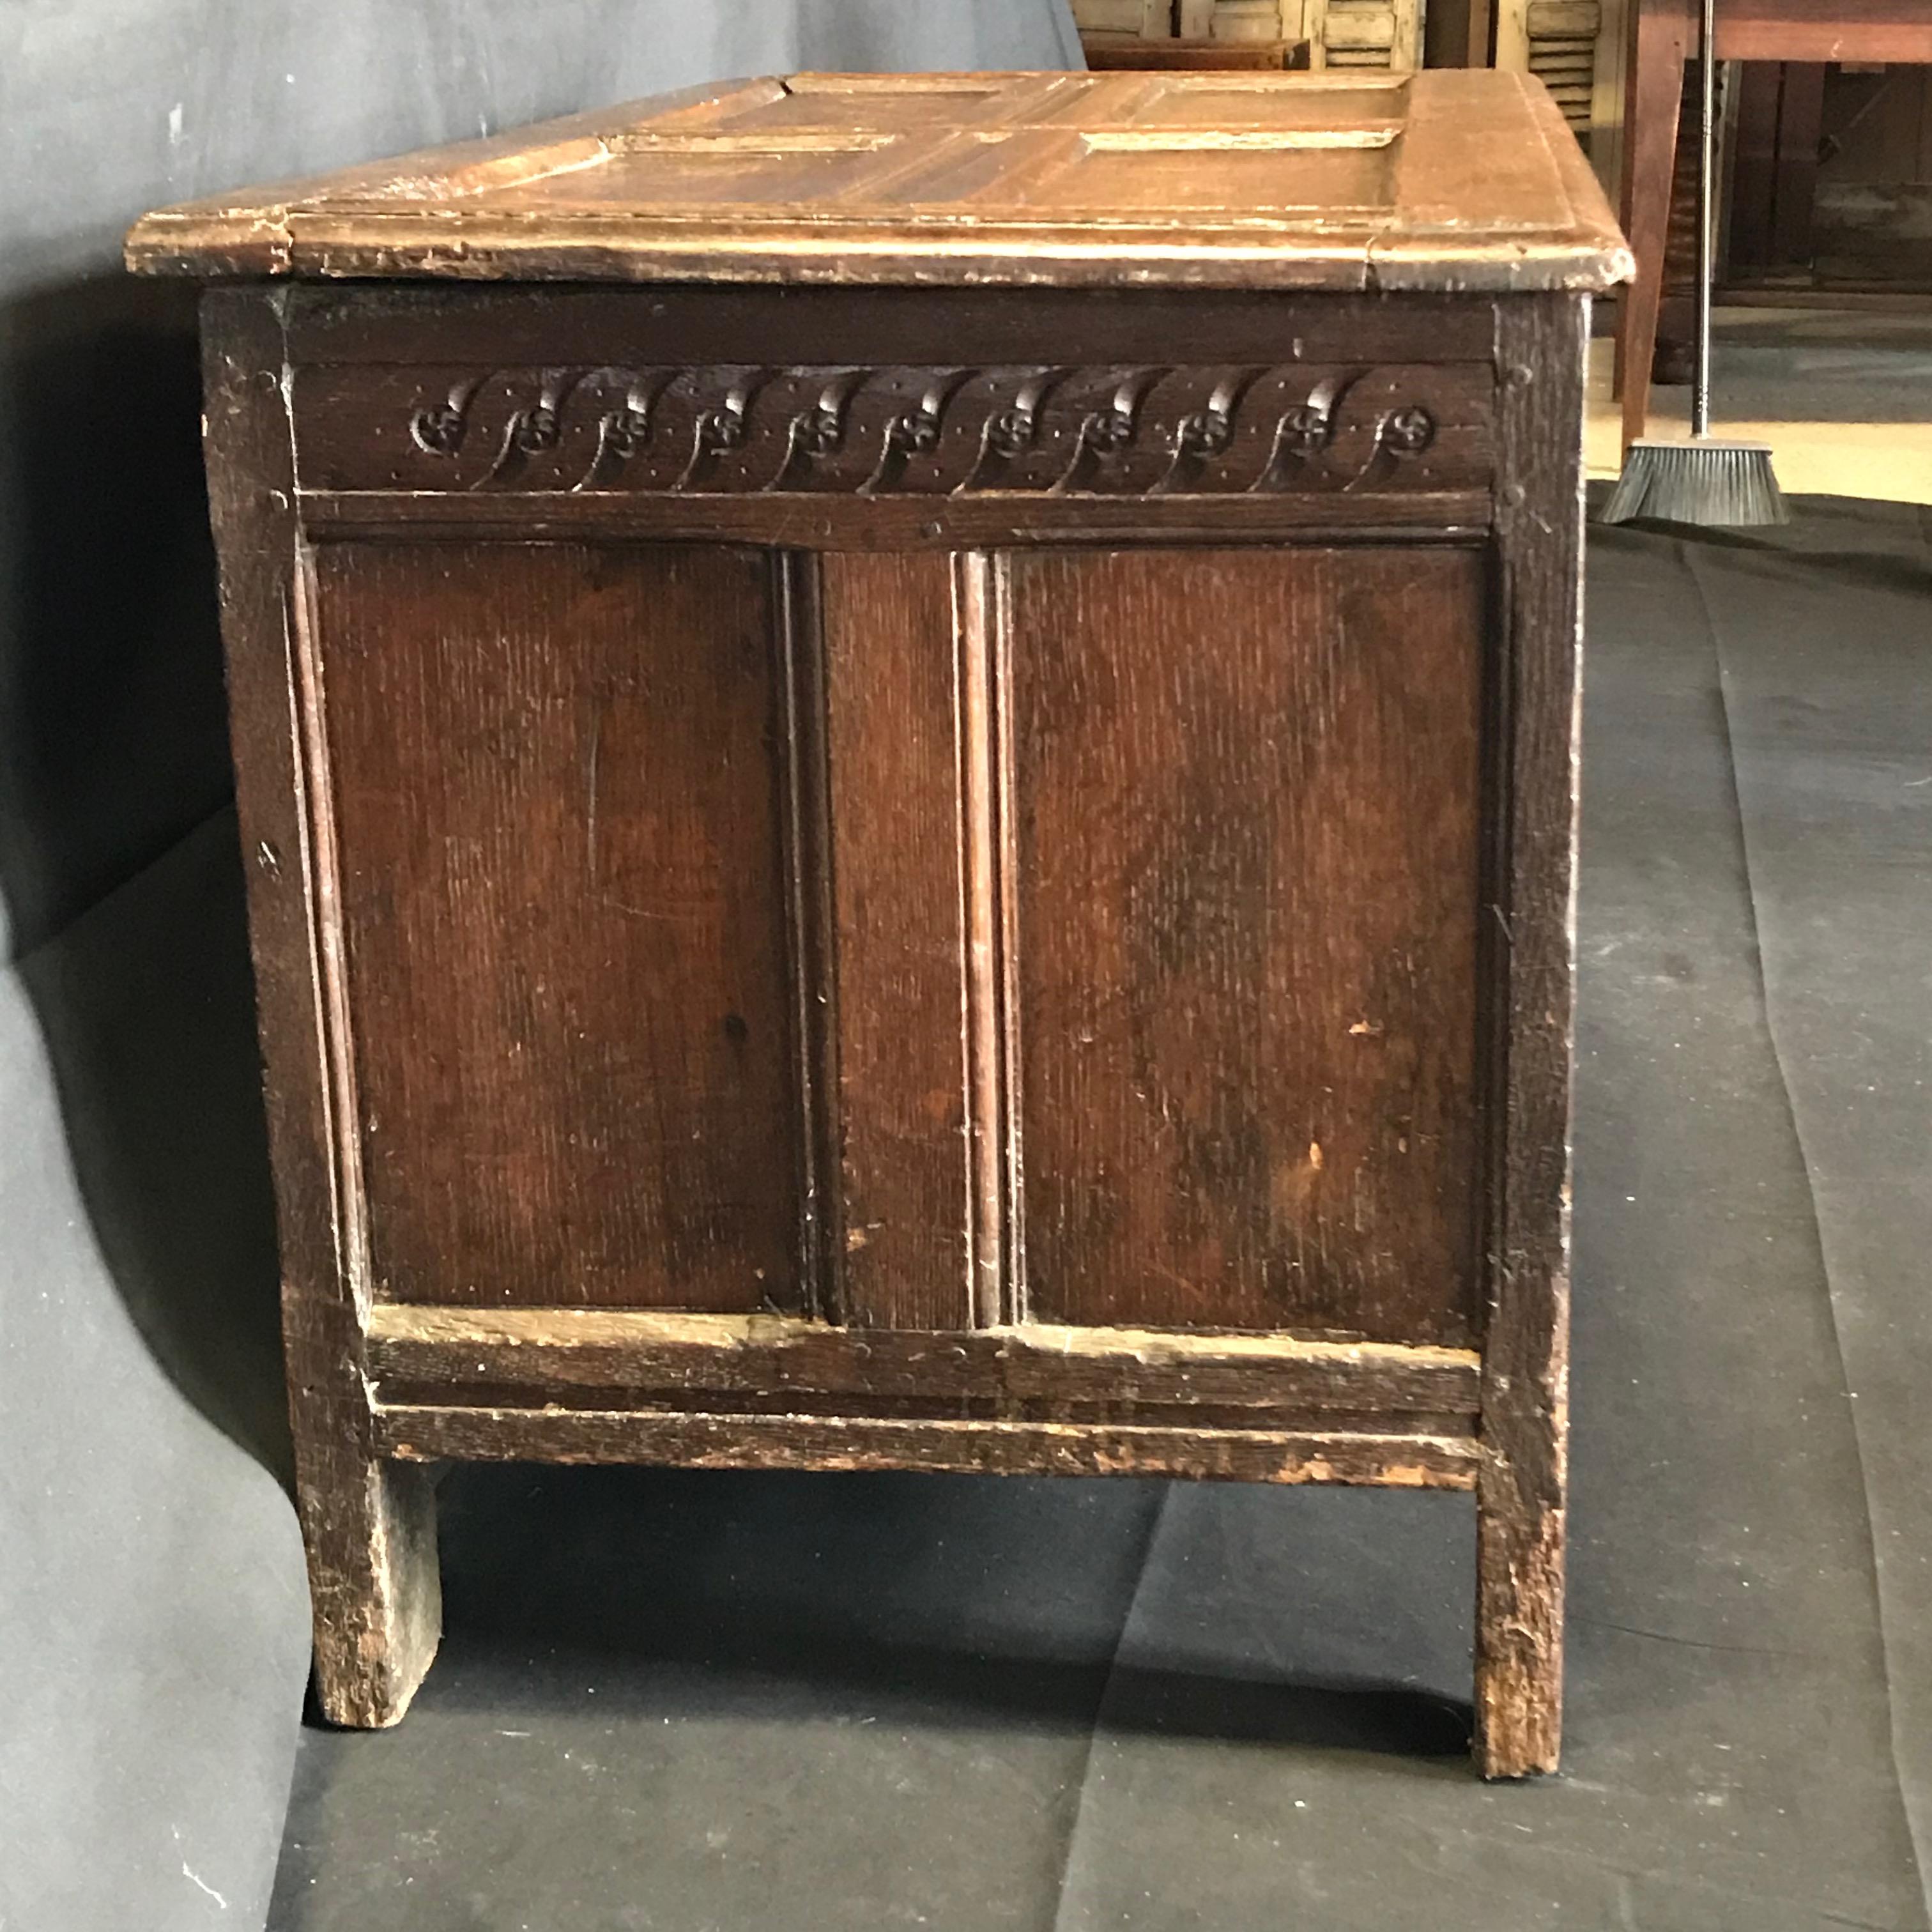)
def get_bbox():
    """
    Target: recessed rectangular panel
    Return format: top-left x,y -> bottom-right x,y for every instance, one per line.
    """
1125,77 -> 1407,131
1008,546 -> 1485,1343
312,541 -> 801,1310
946,135 -> 1393,216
